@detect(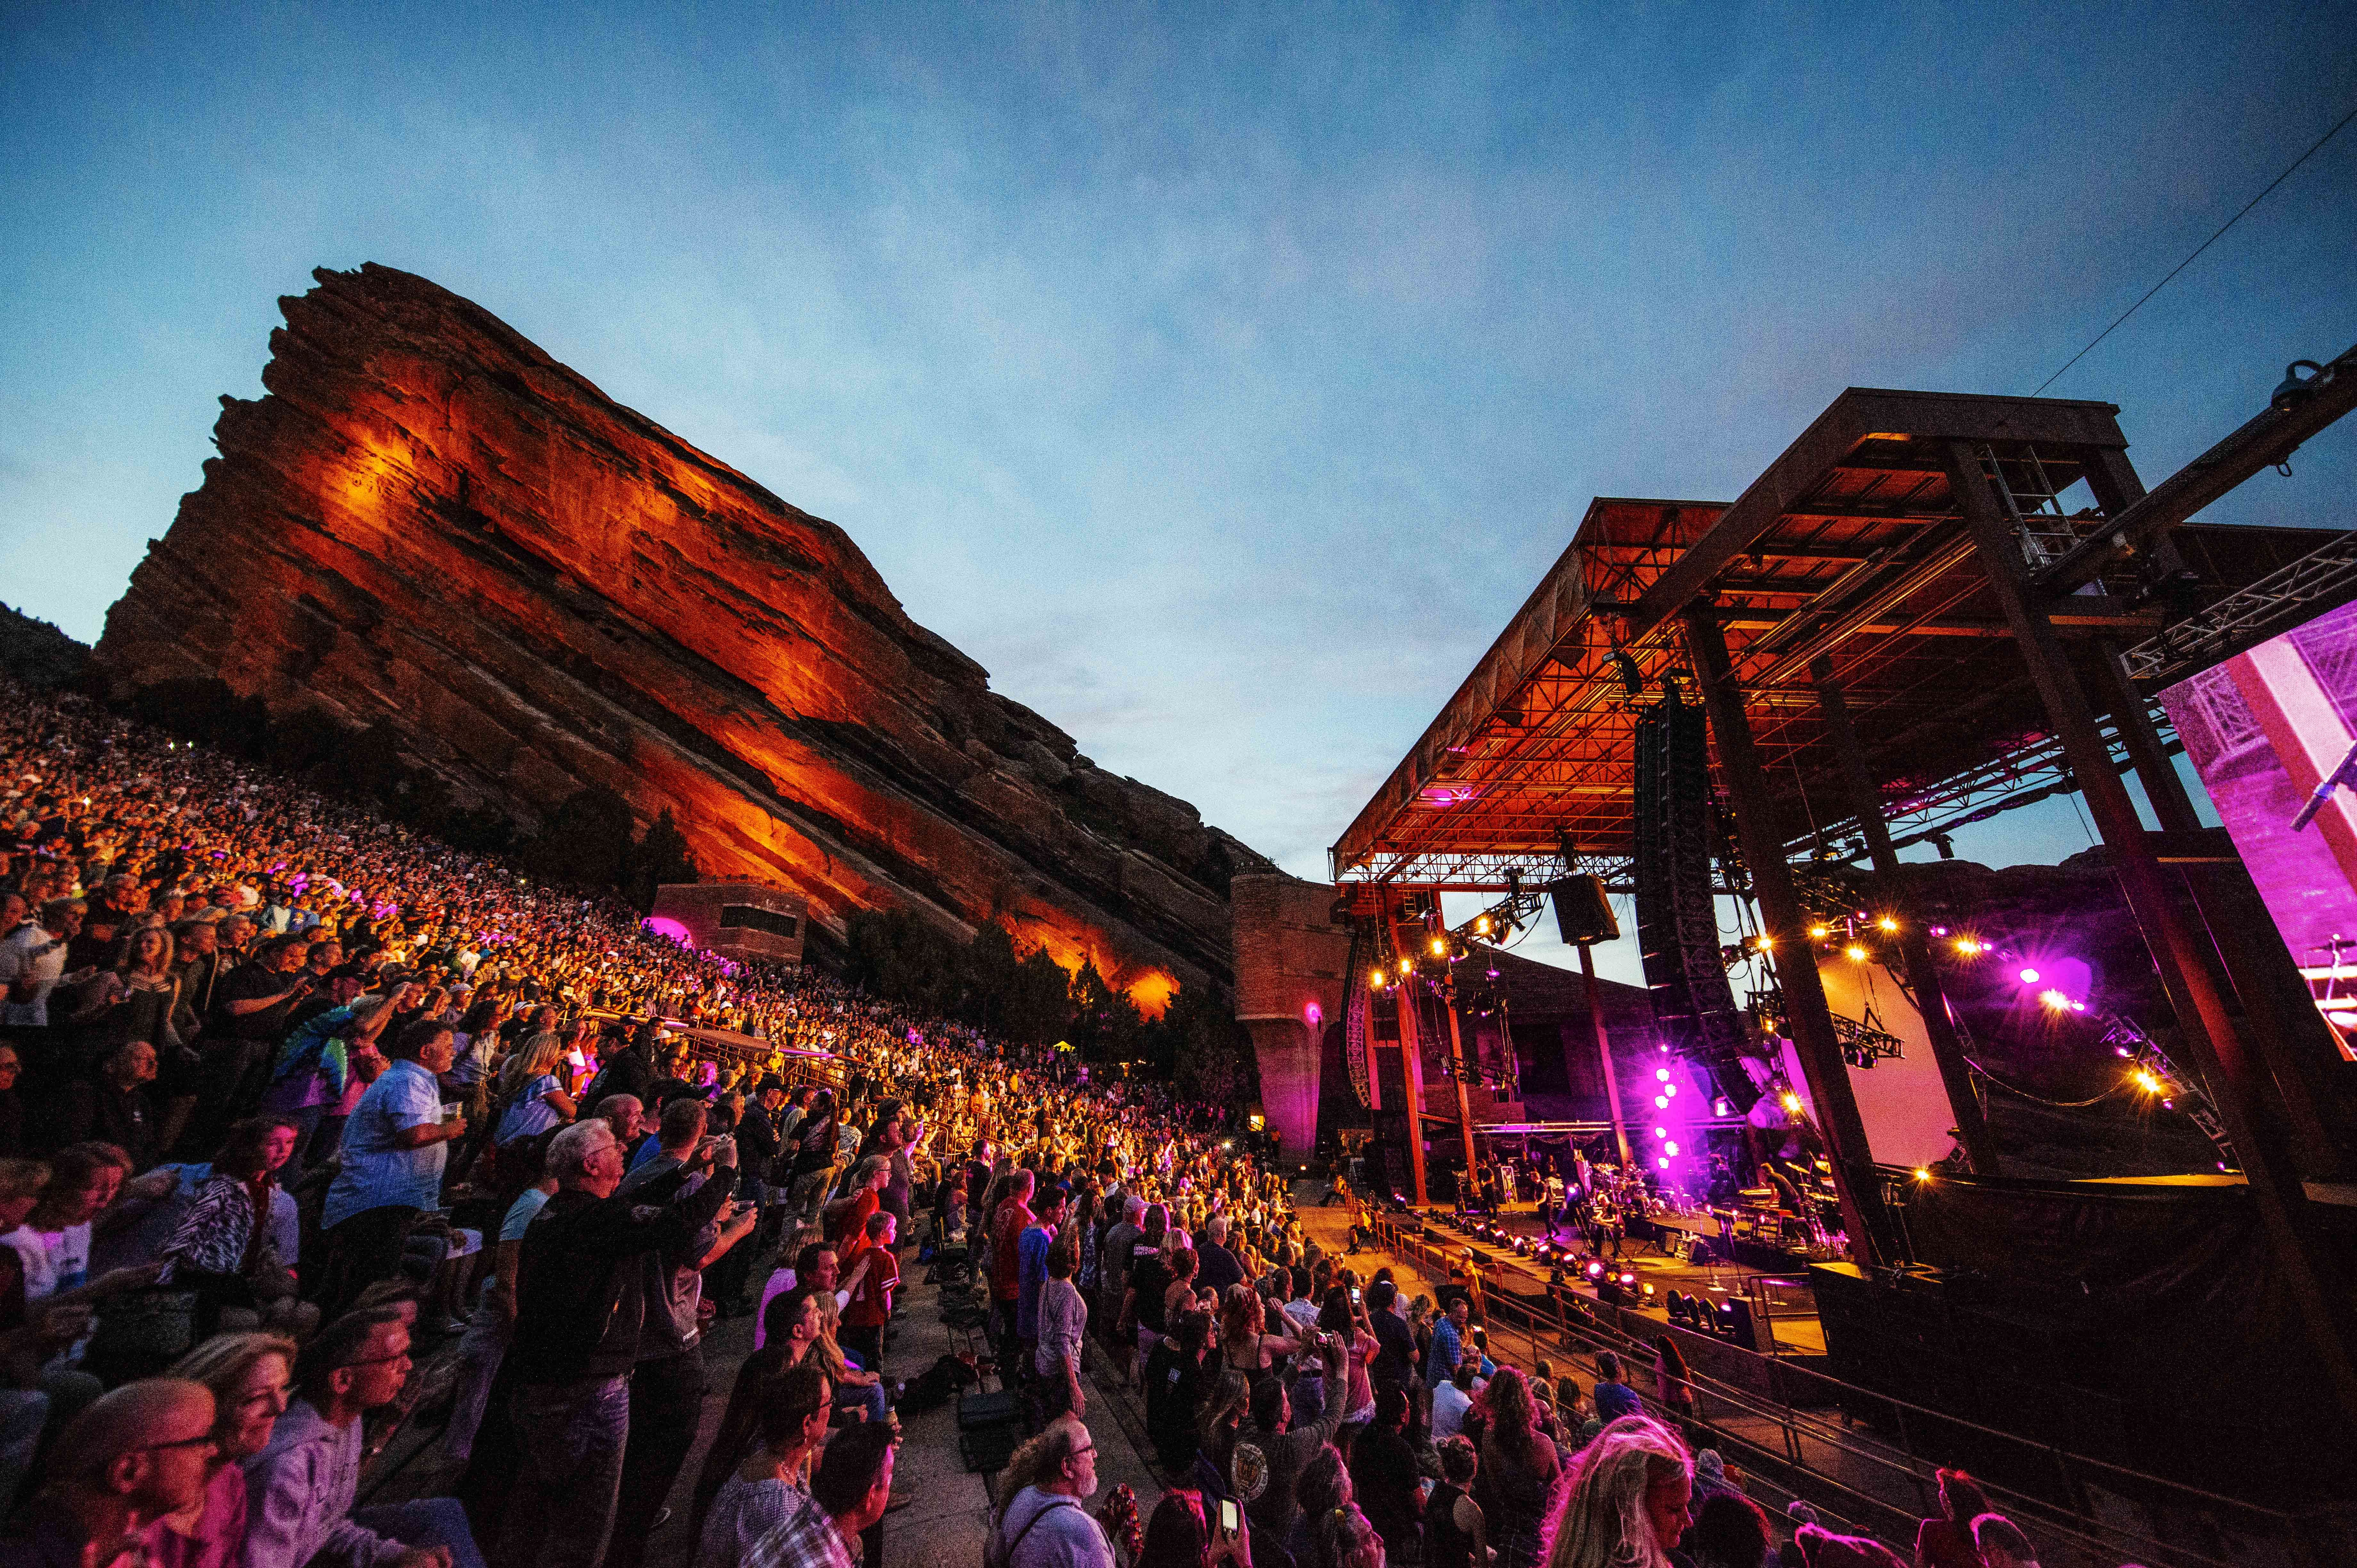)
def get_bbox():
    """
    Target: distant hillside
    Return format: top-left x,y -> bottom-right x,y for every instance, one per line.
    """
0,604 -> 89,692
